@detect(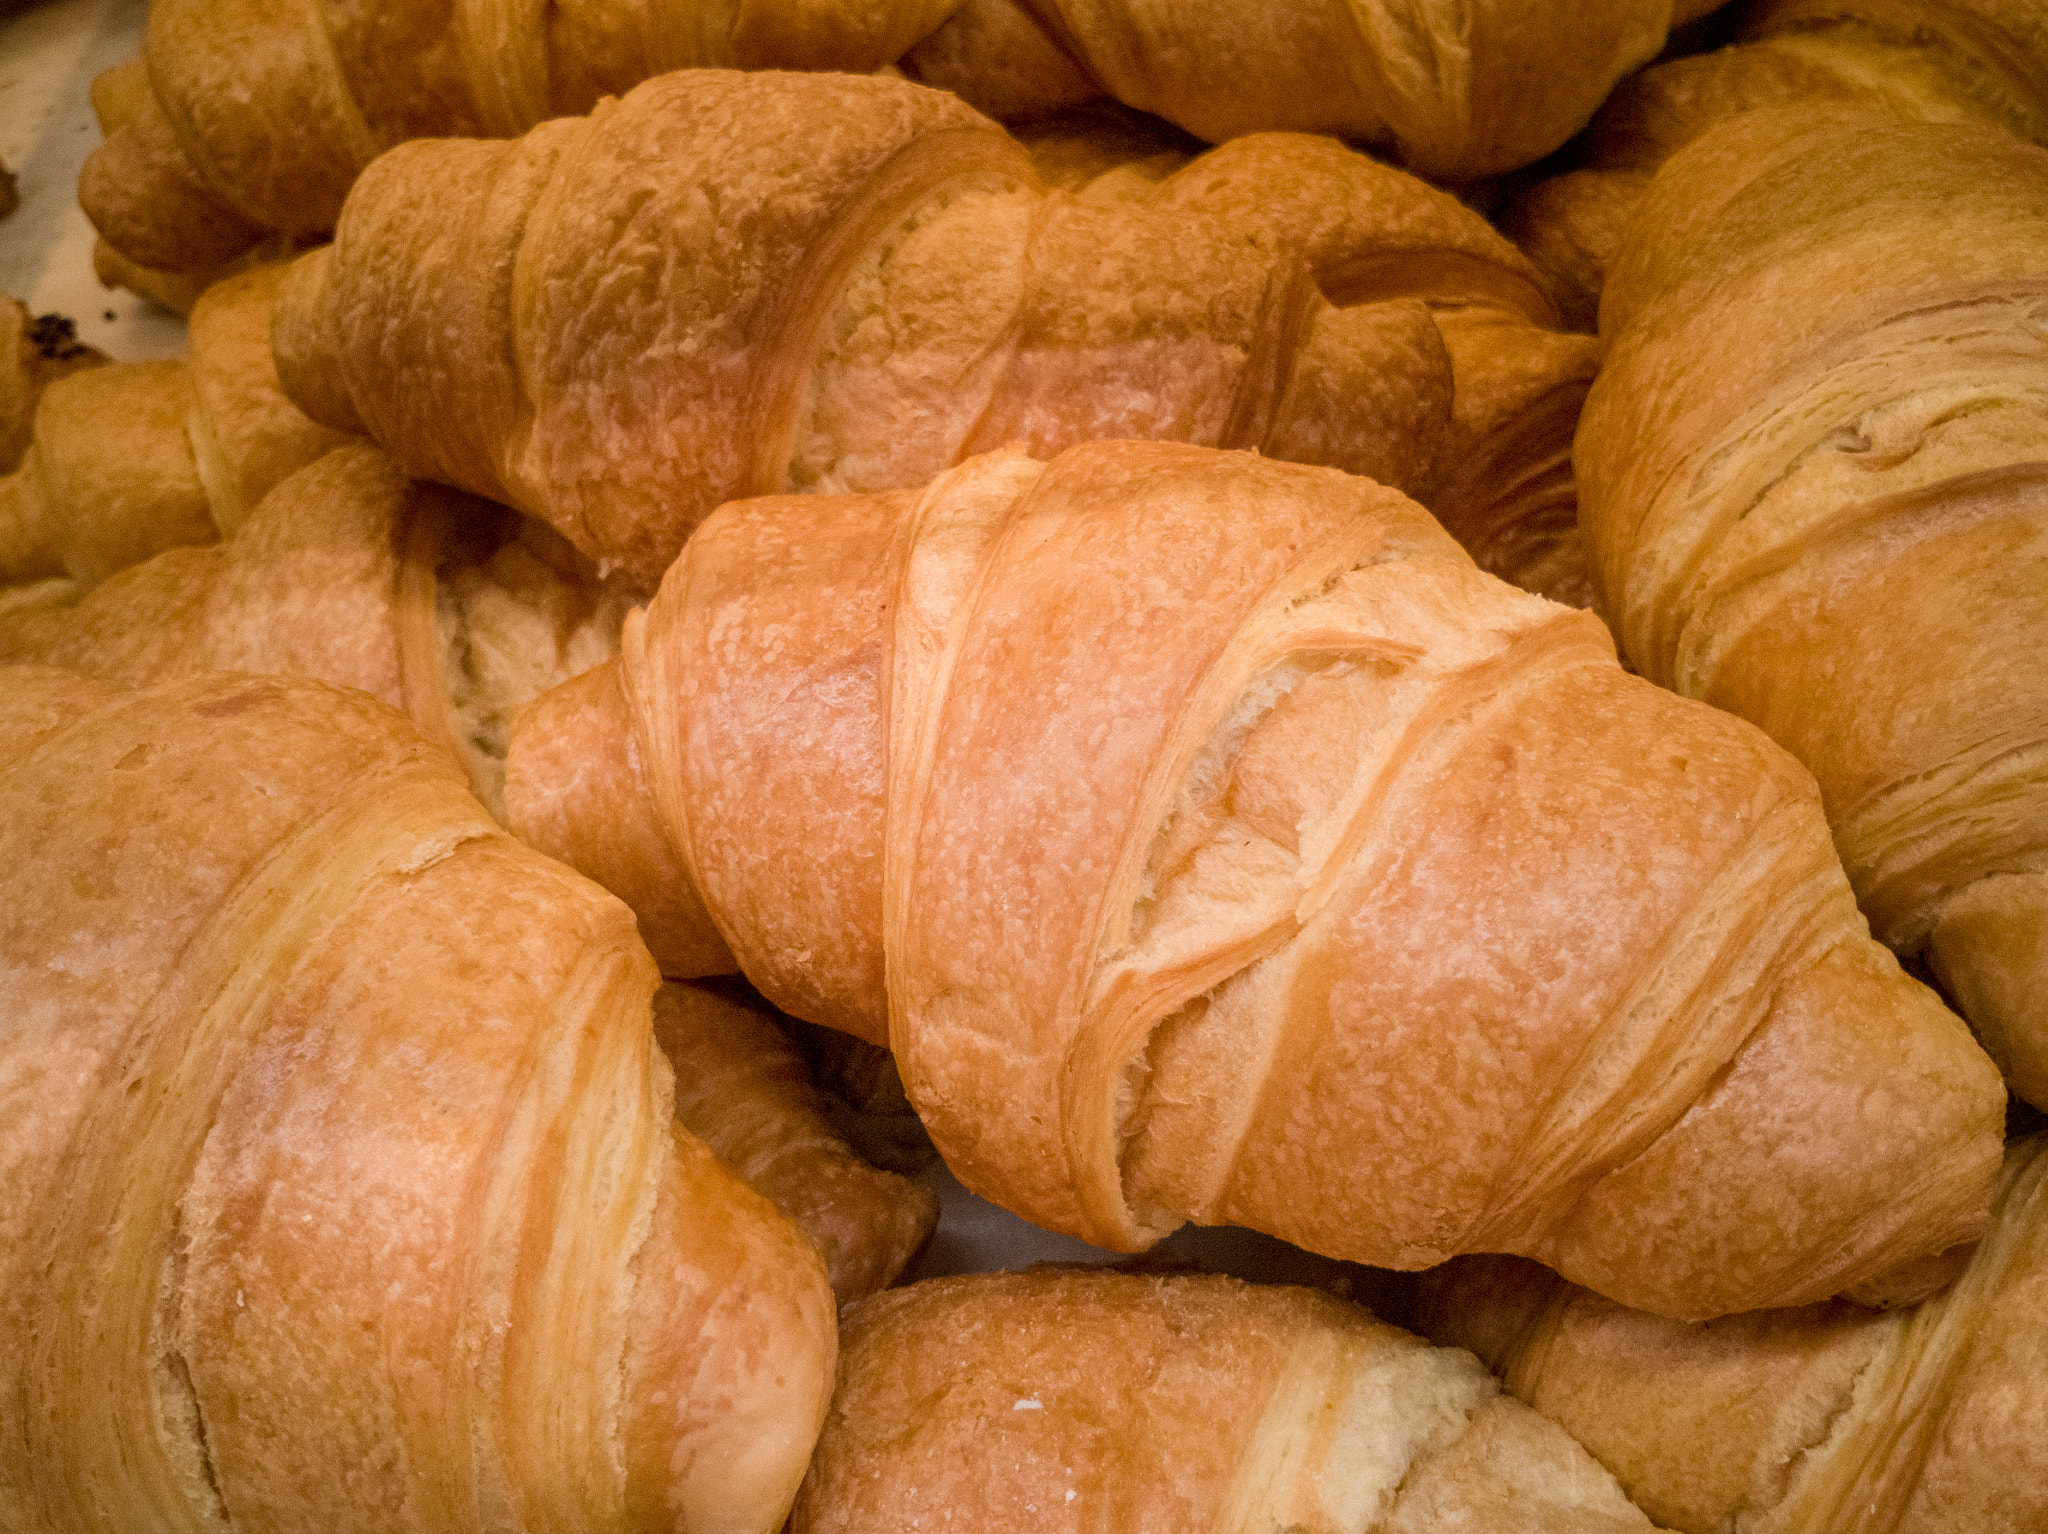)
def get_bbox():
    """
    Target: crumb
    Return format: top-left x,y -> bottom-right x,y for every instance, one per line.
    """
27,313 -> 92,362
103,309 -> 116,322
